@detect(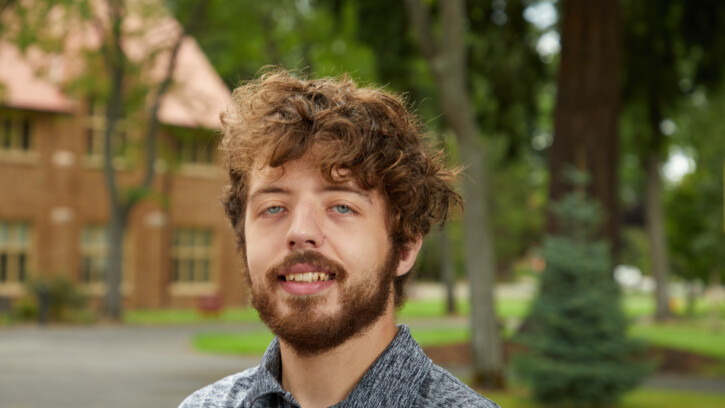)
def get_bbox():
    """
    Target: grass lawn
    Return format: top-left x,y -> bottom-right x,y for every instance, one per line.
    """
396,298 -> 530,320
482,388 -> 725,408
194,330 -> 275,355
631,319 -> 725,359
124,307 -> 262,325
192,317 -> 725,360
397,294 -> 670,321
136,294 -> 725,362
122,290 -> 721,325
193,326 -> 470,355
